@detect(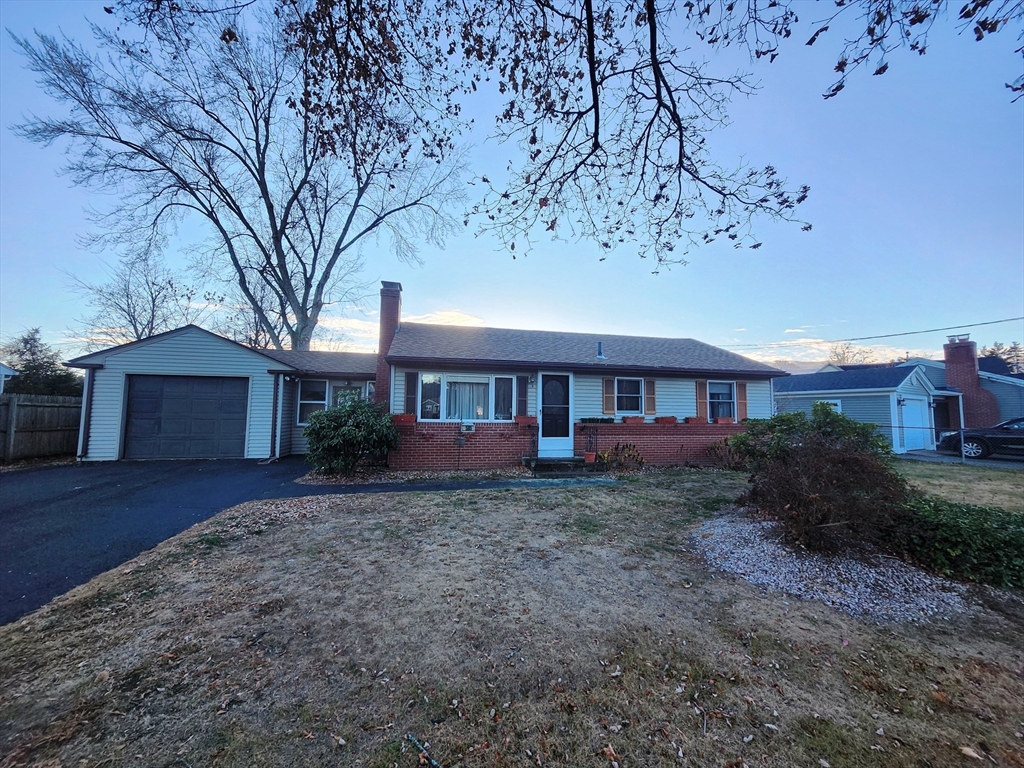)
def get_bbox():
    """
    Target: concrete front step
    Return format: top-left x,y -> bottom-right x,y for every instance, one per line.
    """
522,456 -> 602,476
